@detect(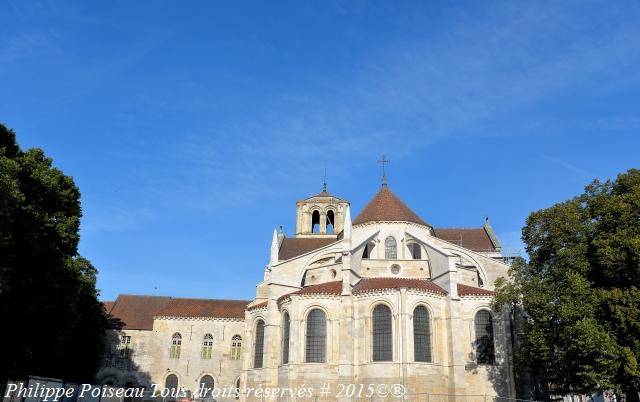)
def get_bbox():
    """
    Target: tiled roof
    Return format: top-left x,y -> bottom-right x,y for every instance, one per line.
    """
246,301 -> 268,311
105,295 -> 250,329
278,281 -> 343,303
433,227 -> 497,251
457,283 -> 495,297
352,278 -> 446,295
278,237 -> 337,261
107,295 -> 172,330
353,187 -> 429,227
103,301 -> 115,313
156,298 -> 250,319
